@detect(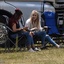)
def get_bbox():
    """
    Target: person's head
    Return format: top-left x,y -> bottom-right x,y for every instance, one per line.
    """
14,9 -> 23,20
30,10 -> 39,22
